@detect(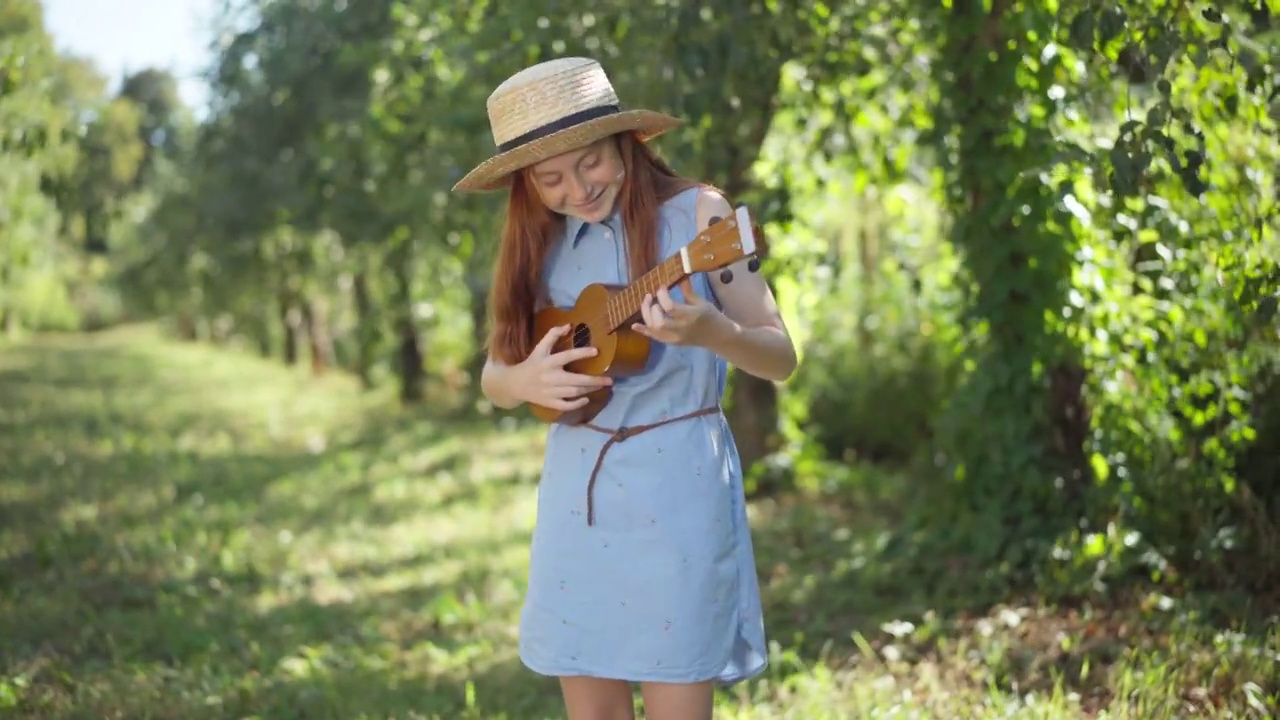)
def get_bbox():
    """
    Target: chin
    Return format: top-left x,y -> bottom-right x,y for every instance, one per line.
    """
565,191 -> 618,224
577,206 -> 612,223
